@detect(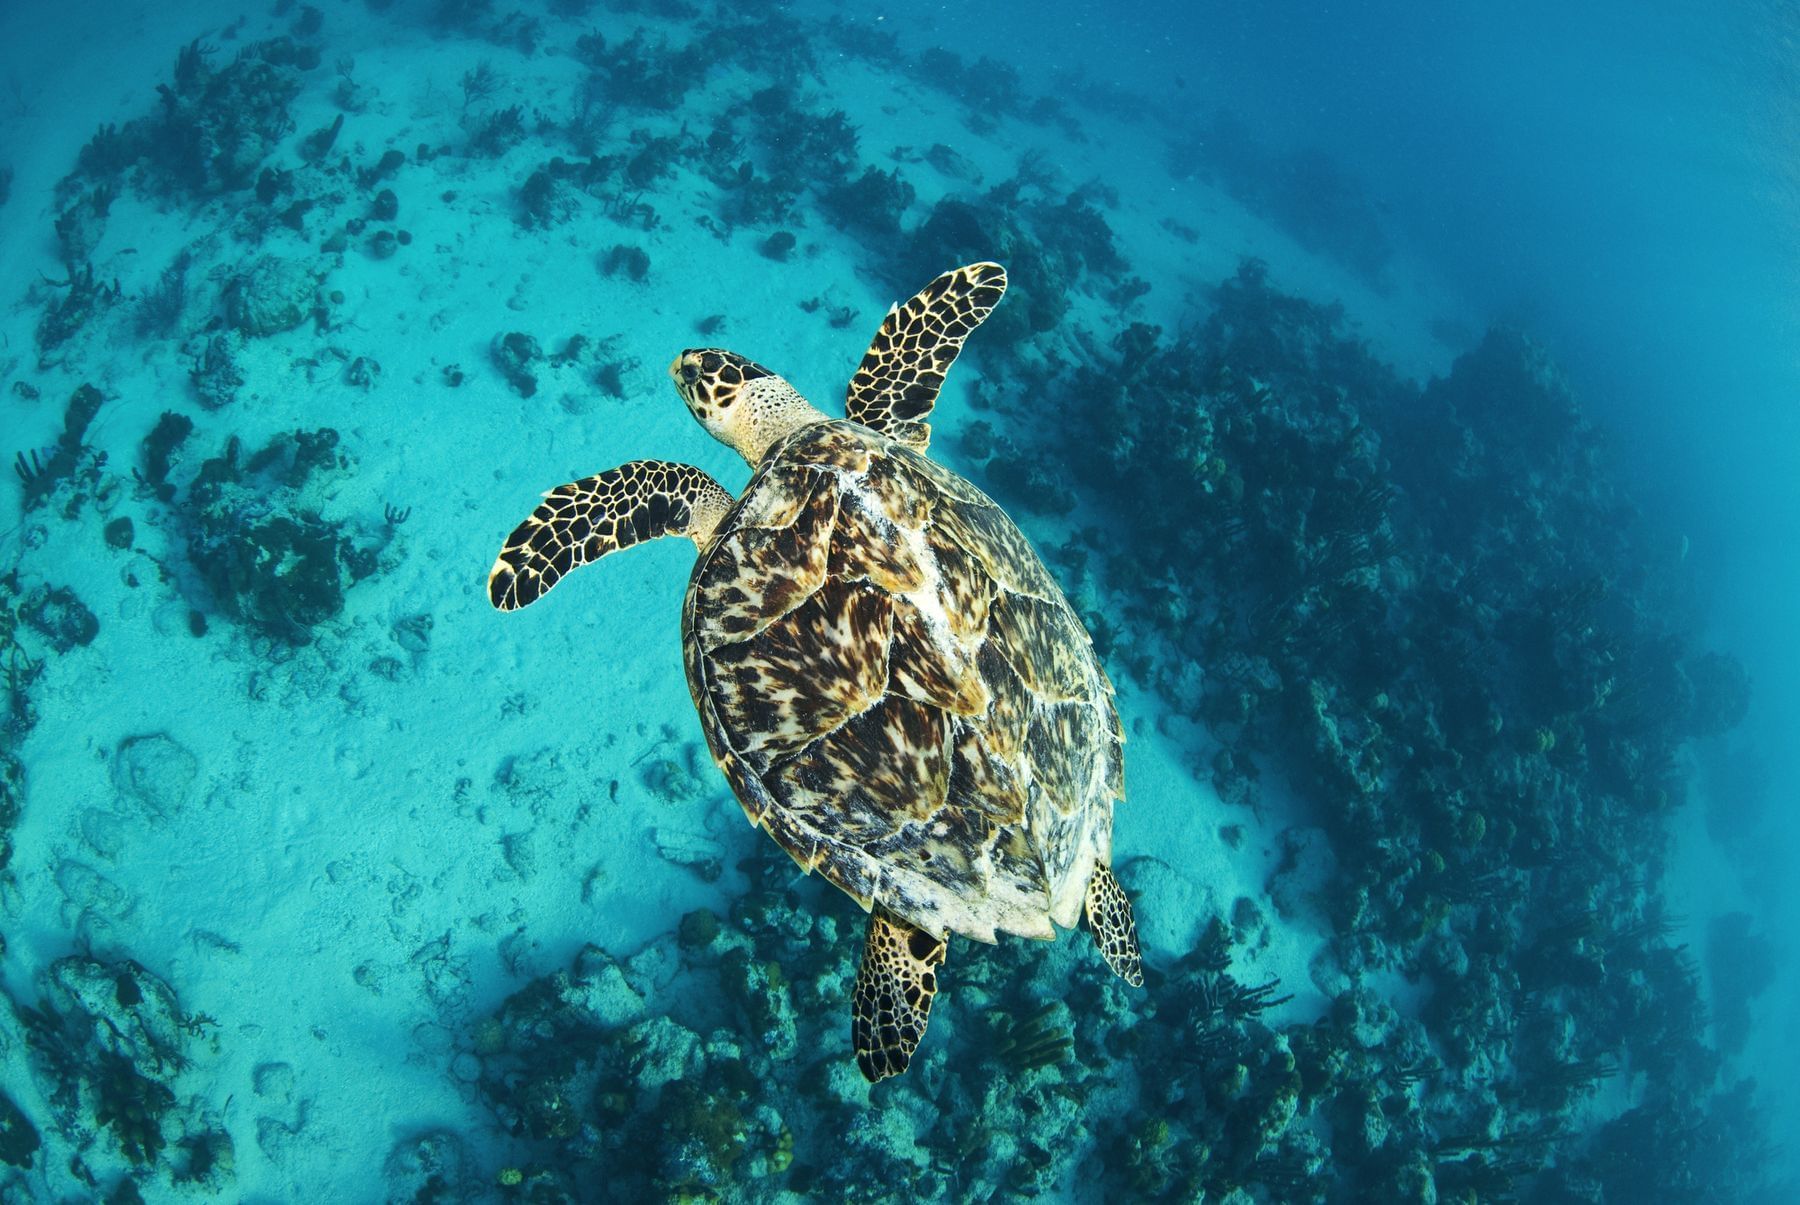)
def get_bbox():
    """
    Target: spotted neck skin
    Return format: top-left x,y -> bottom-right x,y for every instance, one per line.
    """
727,375 -> 832,465
671,349 -> 833,467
